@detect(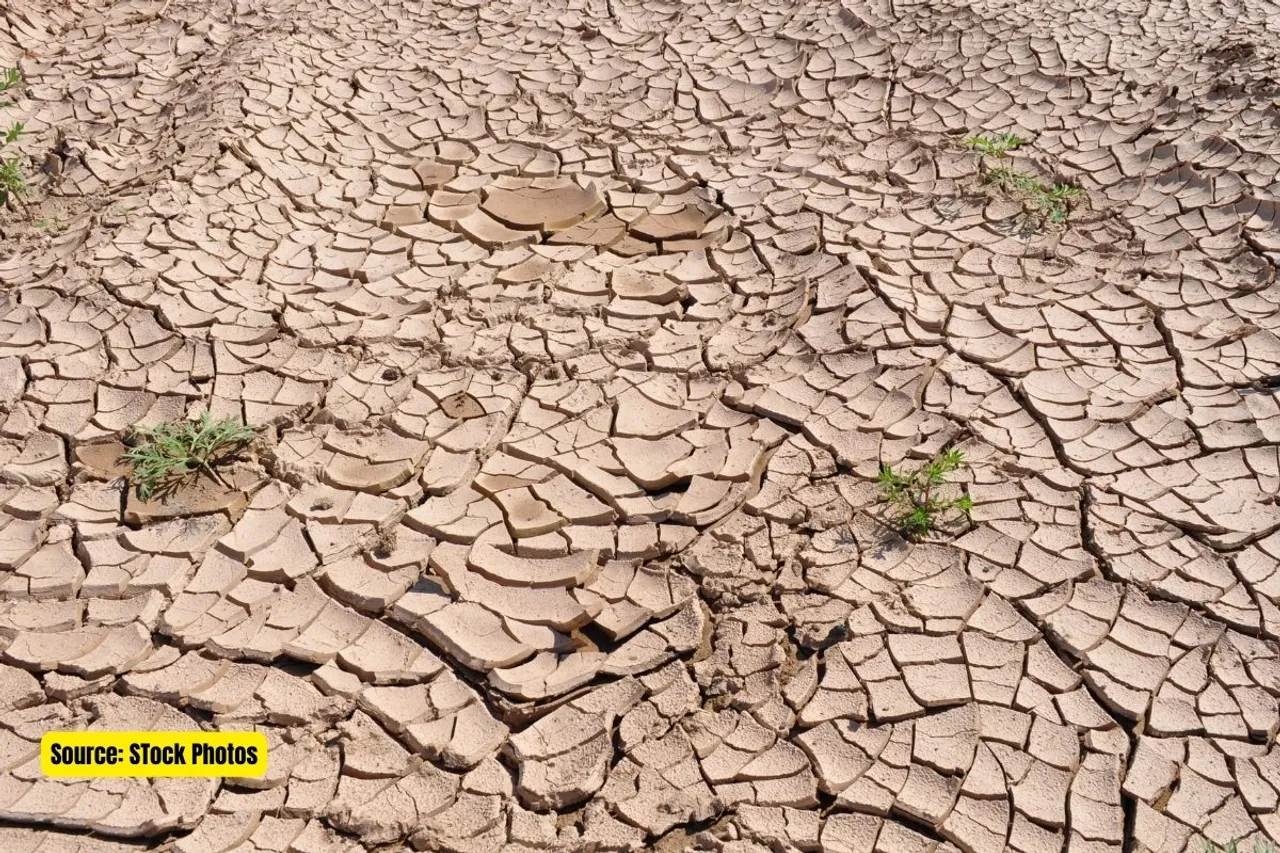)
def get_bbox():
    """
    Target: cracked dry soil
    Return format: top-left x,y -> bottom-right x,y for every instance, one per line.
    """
2,0 -> 1280,851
